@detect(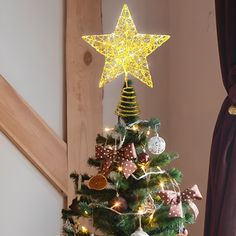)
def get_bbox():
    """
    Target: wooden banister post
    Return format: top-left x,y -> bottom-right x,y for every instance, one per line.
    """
65,0 -> 103,203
